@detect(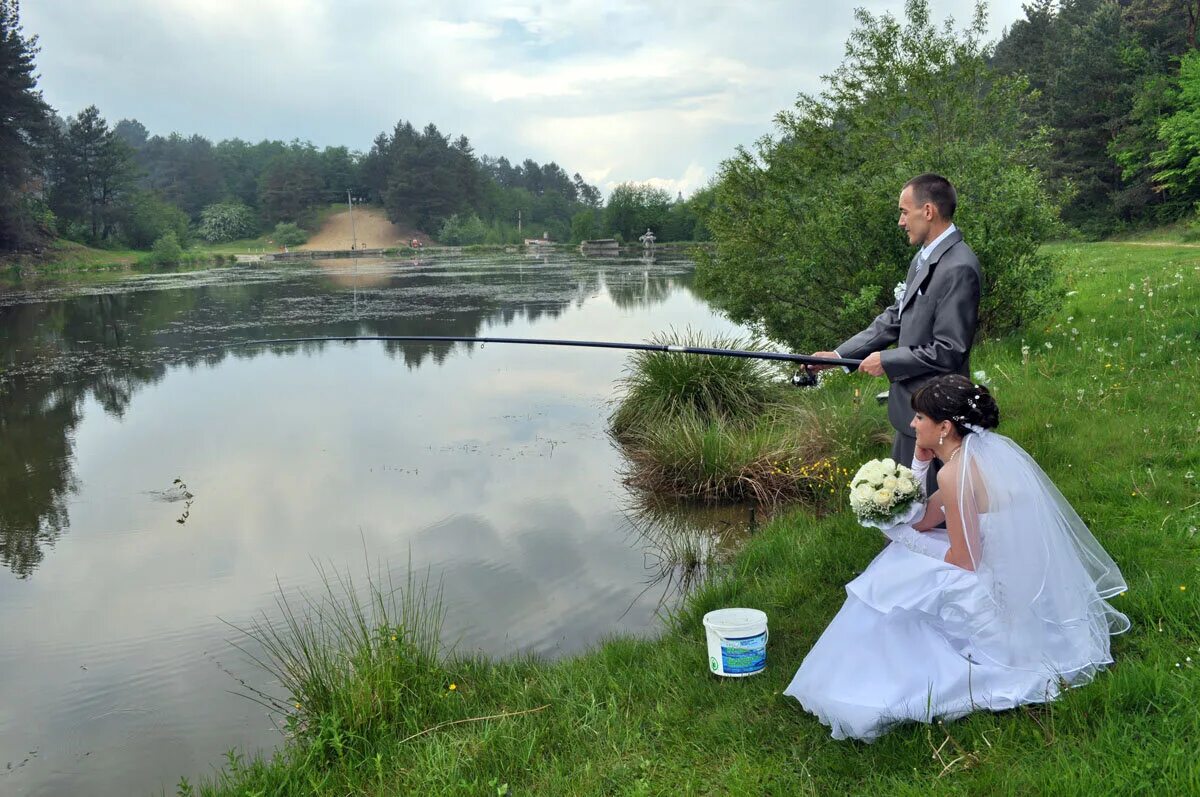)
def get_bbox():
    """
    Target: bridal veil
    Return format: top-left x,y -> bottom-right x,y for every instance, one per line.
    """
951,426 -> 1130,682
